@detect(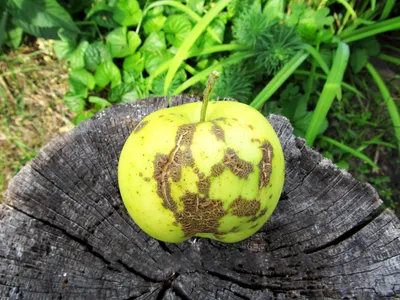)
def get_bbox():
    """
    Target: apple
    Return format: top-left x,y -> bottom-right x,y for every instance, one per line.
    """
118,72 -> 284,243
